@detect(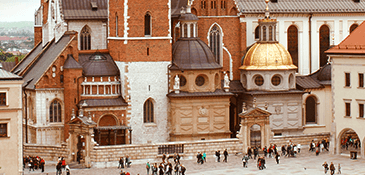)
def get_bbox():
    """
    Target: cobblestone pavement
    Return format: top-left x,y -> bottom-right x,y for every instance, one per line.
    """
24,149 -> 365,175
